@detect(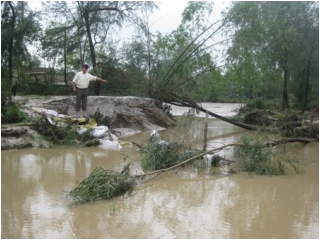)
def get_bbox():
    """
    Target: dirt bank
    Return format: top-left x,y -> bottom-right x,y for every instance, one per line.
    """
1,96 -> 177,150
